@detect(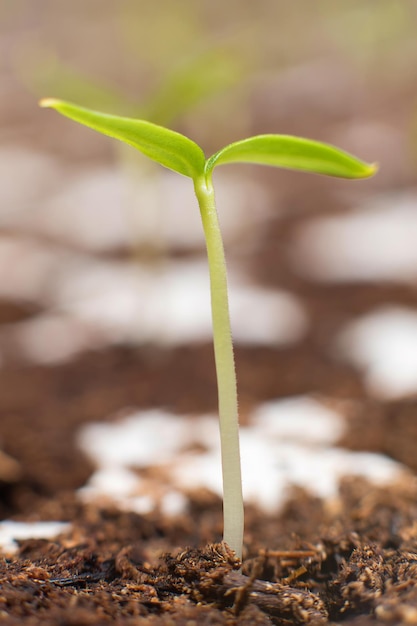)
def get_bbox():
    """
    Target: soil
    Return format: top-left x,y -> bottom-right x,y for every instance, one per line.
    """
1,271 -> 417,625
2,5 -> 417,621
1,189 -> 417,626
